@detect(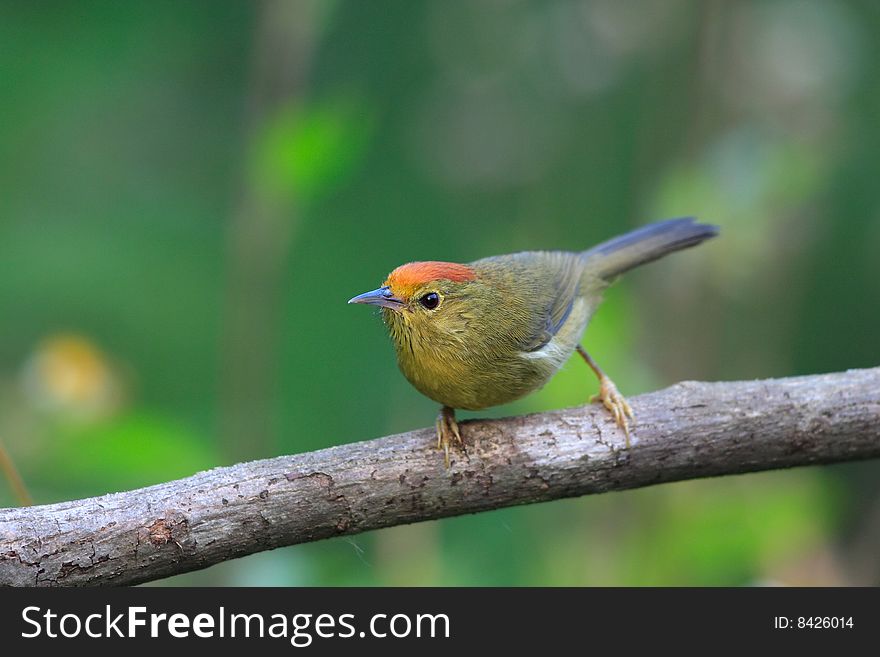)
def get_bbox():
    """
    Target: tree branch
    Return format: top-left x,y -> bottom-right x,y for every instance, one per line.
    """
2,368 -> 879,586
